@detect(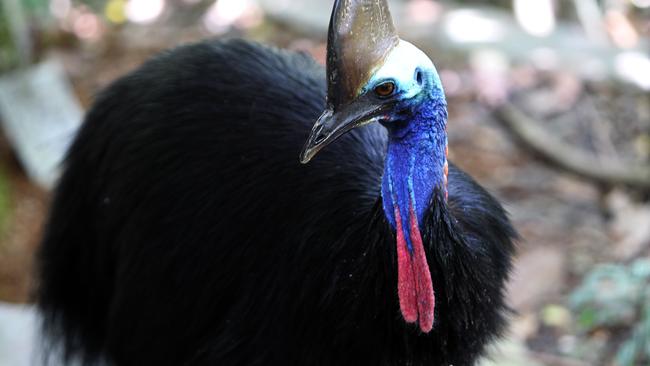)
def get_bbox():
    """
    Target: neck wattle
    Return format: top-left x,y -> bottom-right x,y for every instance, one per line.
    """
381,99 -> 448,333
